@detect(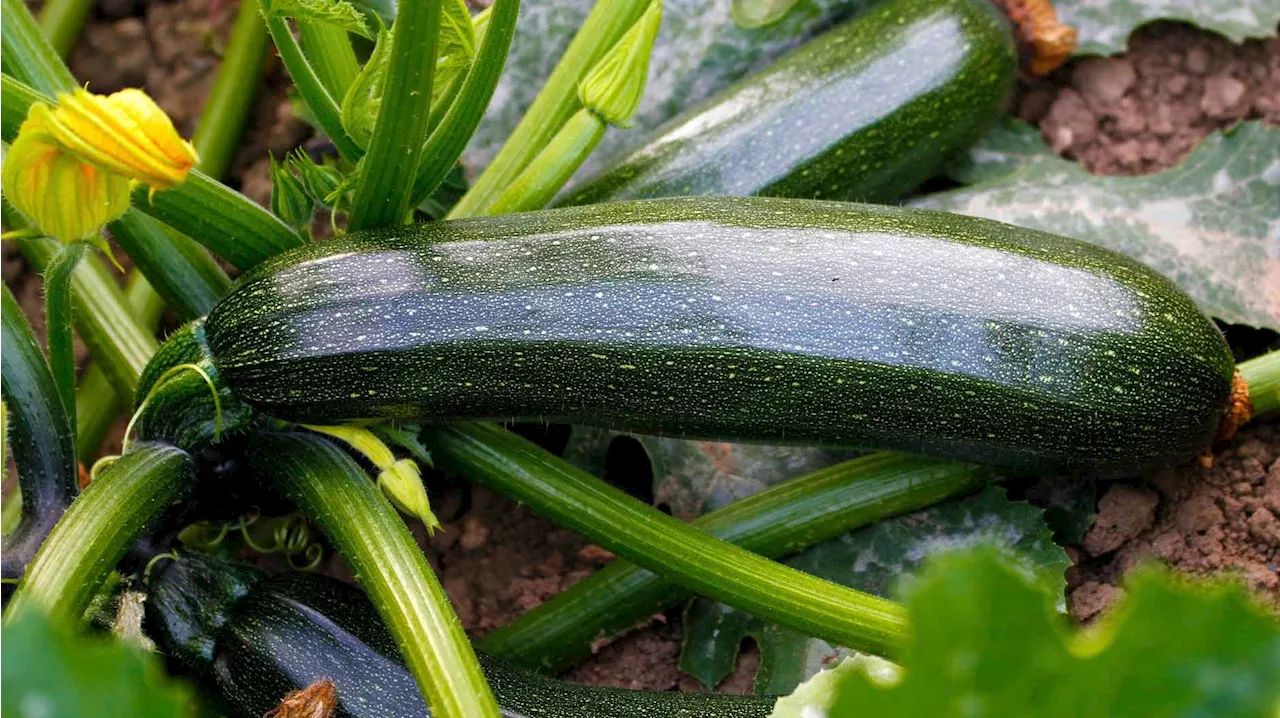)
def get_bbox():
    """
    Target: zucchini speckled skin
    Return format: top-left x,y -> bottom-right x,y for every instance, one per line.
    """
144,197 -> 1233,475
561,0 -> 1015,206
146,552 -> 776,718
